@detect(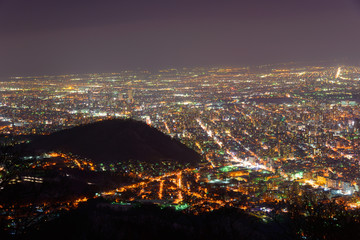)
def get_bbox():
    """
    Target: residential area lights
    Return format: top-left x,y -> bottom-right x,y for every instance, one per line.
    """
1,64 -> 360,216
